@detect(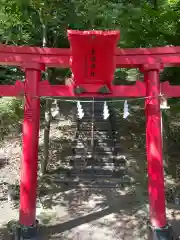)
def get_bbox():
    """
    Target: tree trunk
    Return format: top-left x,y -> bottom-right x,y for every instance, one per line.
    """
39,9 -> 52,175
41,98 -> 53,174
162,110 -> 172,176
154,0 -> 158,9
